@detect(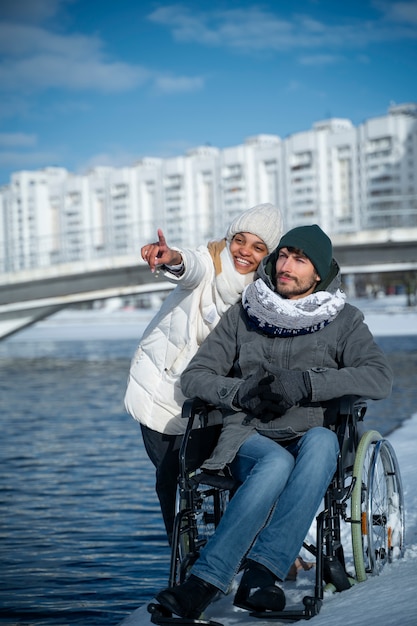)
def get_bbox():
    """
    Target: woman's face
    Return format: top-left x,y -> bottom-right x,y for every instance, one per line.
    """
229,232 -> 268,274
